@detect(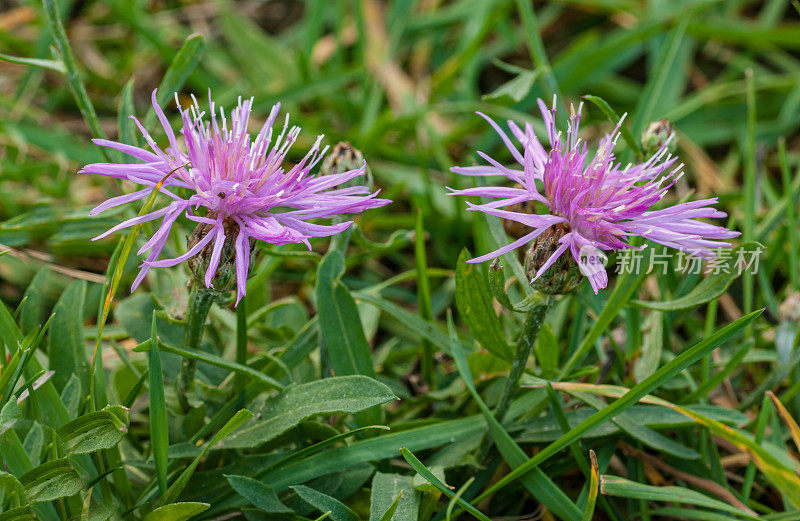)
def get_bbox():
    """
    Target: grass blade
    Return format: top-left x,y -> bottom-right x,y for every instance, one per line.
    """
41,0 -> 109,154
400,447 -> 491,521
472,309 -> 762,505
581,451 -> 599,521
148,313 -> 169,496
143,33 -> 206,128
